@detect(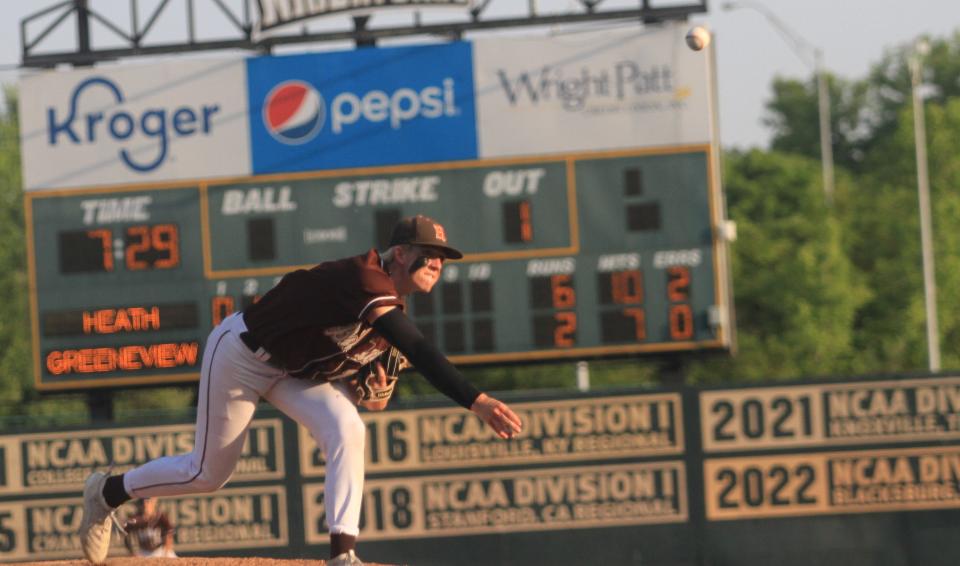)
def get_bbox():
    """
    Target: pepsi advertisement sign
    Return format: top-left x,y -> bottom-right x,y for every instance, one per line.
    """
247,42 -> 478,174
